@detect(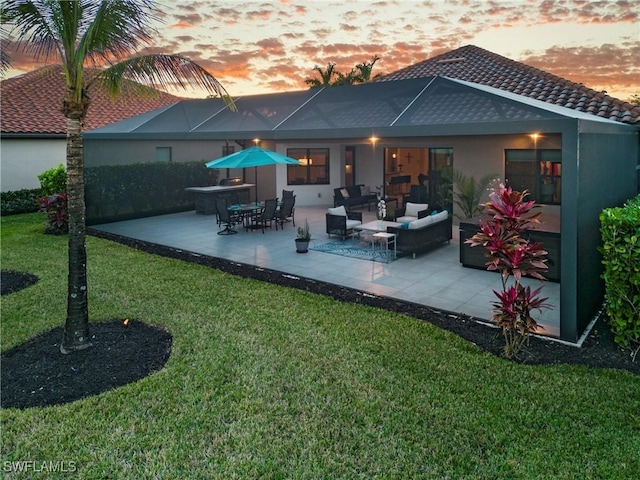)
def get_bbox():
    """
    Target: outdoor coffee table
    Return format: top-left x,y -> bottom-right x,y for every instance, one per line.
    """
354,220 -> 402,258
